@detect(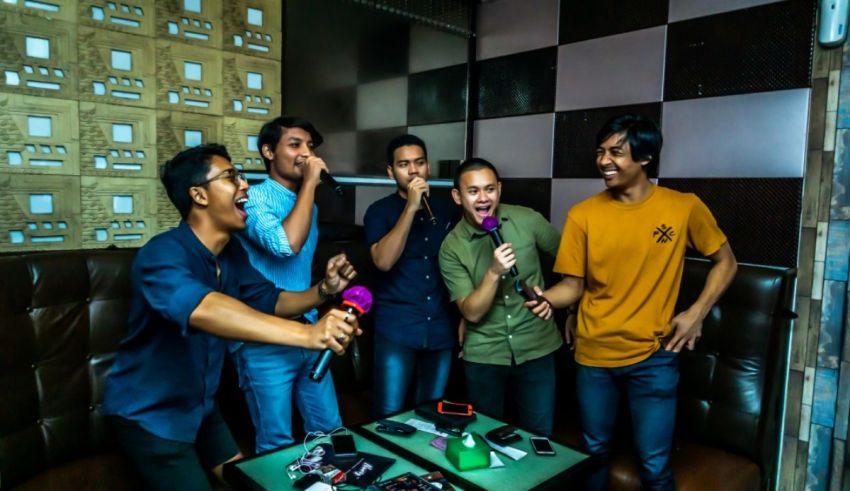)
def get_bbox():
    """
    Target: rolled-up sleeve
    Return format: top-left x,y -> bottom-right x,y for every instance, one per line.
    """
363,202 -> 392,247
136,244 -> 214,337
